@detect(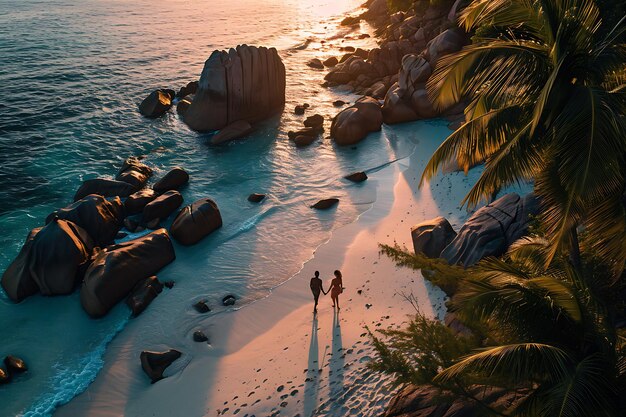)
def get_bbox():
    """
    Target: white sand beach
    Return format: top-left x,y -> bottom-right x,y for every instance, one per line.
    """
55,121 -> 495,417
